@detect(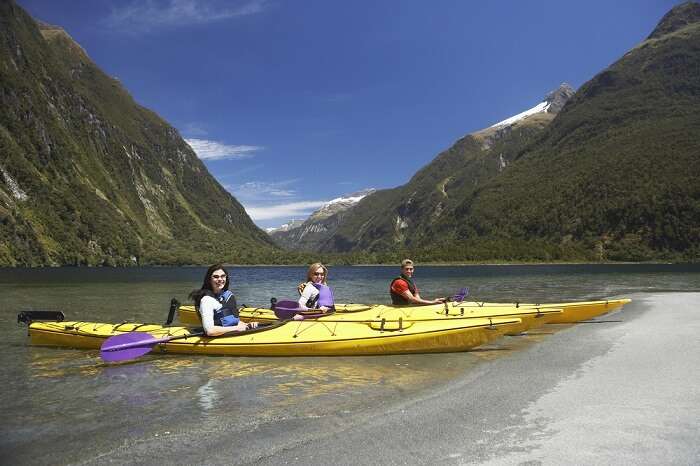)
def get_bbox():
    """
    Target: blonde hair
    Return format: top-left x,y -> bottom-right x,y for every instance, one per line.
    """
401,259 -> 414,268
306,262 -> 328,284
